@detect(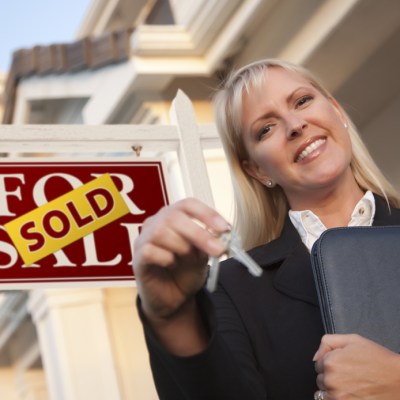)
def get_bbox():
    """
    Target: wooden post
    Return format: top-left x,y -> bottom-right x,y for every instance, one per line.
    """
169,89 -> 215,207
